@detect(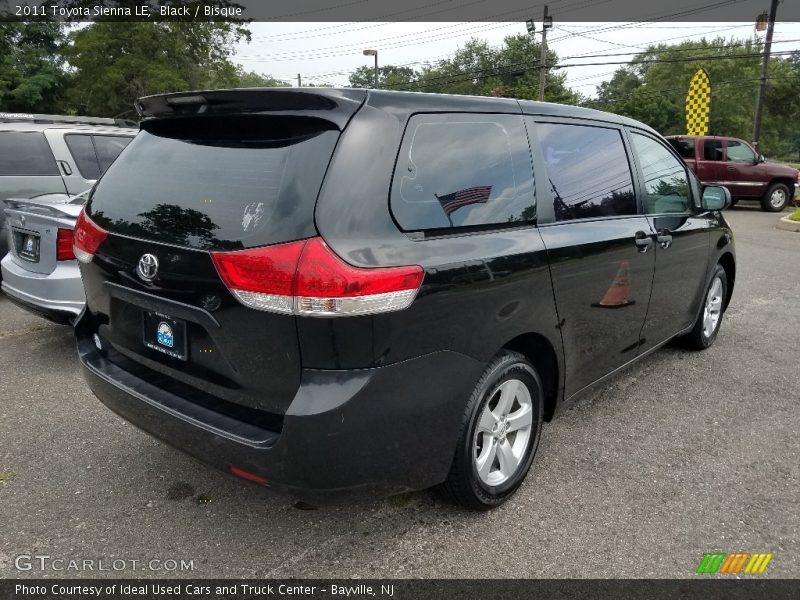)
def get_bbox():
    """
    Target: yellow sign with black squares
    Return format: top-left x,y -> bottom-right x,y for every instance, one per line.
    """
685,68 -> 711,136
